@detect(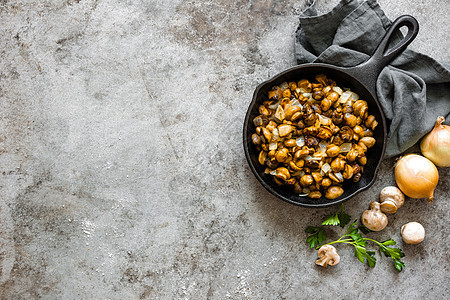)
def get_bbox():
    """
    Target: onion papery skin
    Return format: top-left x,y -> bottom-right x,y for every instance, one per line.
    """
420,116 -> 450,167
395,154 -> 439,202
